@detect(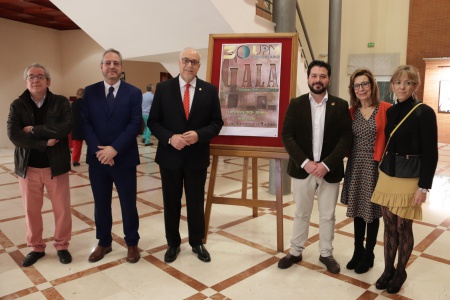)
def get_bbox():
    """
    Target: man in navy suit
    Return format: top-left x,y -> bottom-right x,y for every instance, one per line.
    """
278,60 -> 352,274
148,47 -> 223,263
82,48 -> 142,264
